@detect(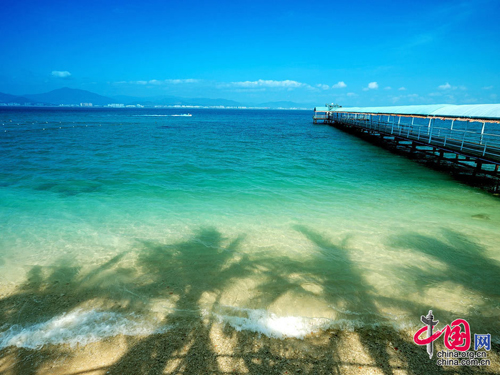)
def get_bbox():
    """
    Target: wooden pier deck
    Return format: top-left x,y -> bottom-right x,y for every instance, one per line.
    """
314,104 -> 500,191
